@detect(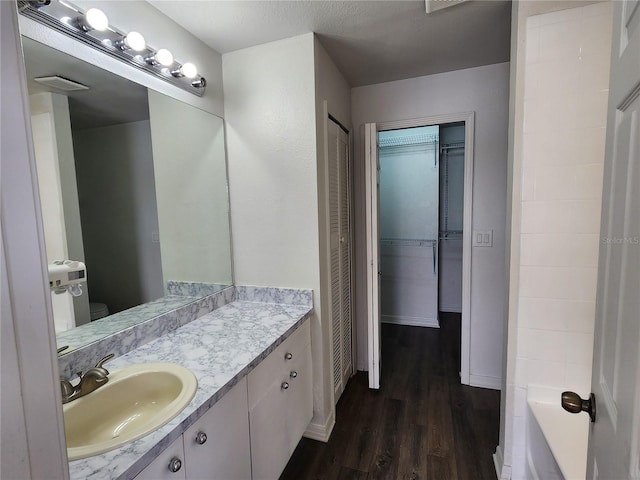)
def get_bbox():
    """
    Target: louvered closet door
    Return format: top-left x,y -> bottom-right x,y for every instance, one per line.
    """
328,119 -> 353,402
